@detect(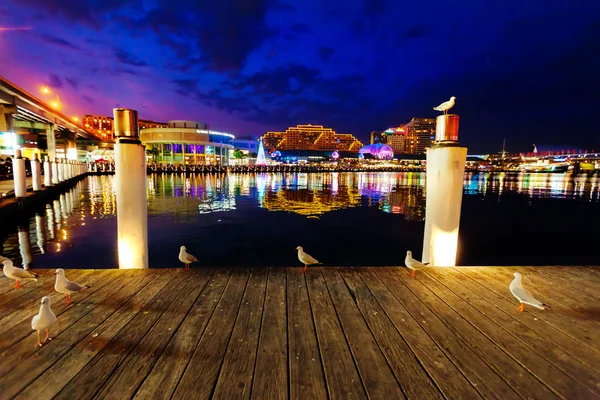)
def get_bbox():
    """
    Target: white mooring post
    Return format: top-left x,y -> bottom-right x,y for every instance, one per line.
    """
31,153 -> 42,191
114,108 -> 148,269
12,149 -> 27,198
44,156 -> 52,187
422,114 -> 467,267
